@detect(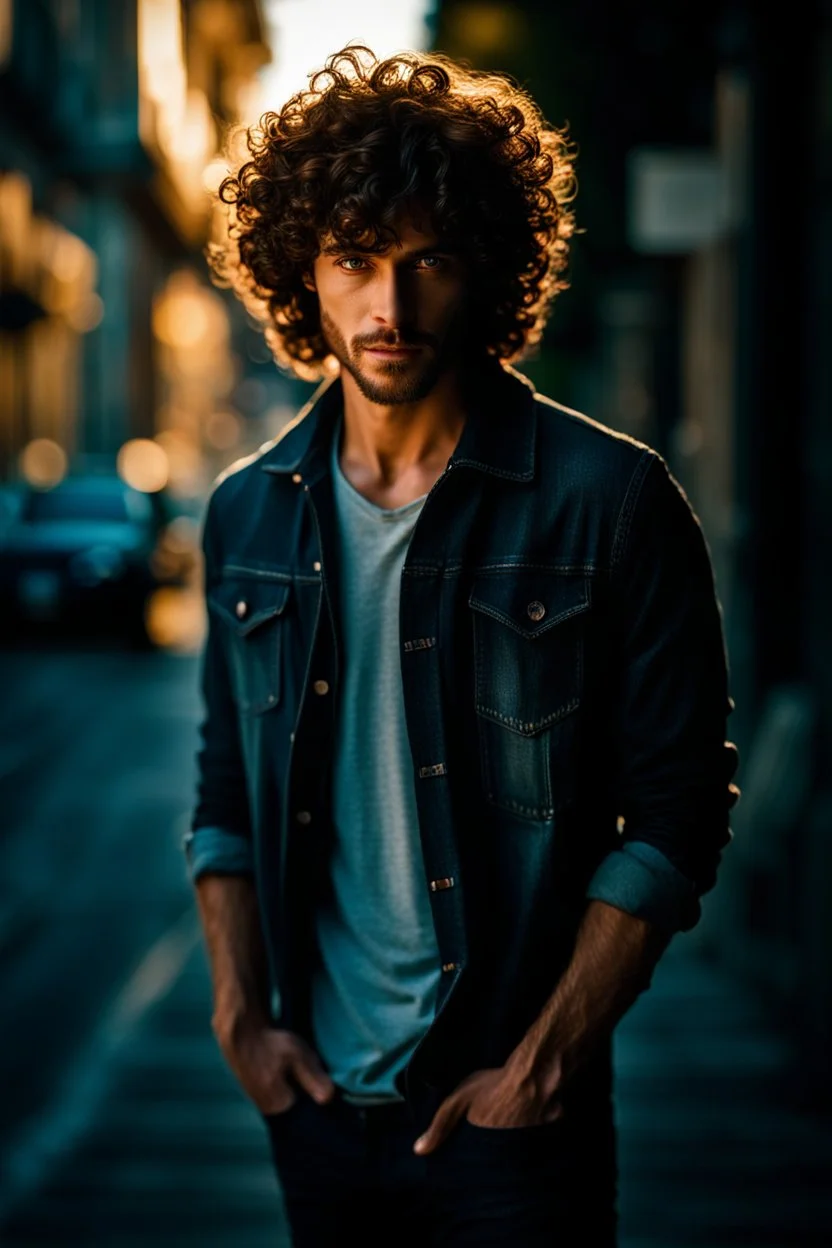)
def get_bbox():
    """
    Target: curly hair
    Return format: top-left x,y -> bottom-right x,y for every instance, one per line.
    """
209,44 -> 577,380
